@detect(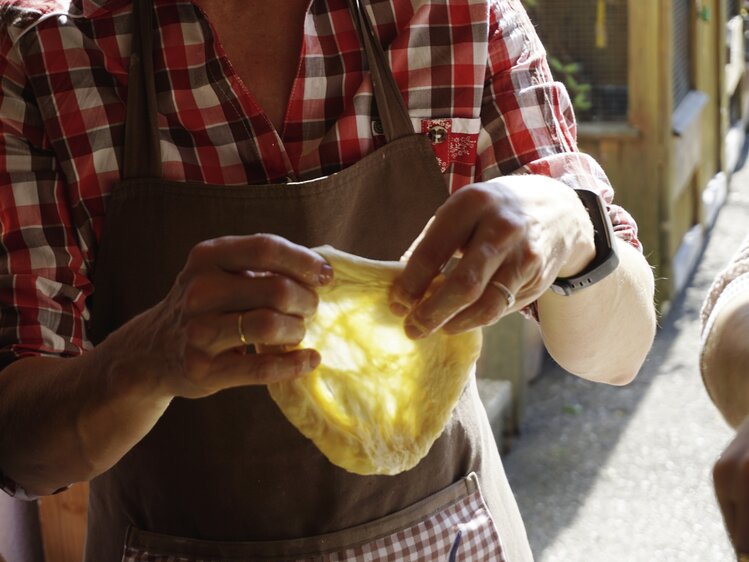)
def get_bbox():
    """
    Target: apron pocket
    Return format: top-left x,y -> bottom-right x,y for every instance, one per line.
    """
120,472 -> 505,562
